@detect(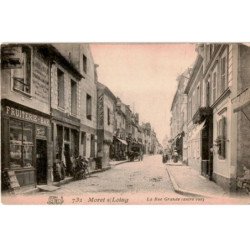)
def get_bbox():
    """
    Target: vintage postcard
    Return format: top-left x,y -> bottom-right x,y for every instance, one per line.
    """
1,43 -> 250,205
